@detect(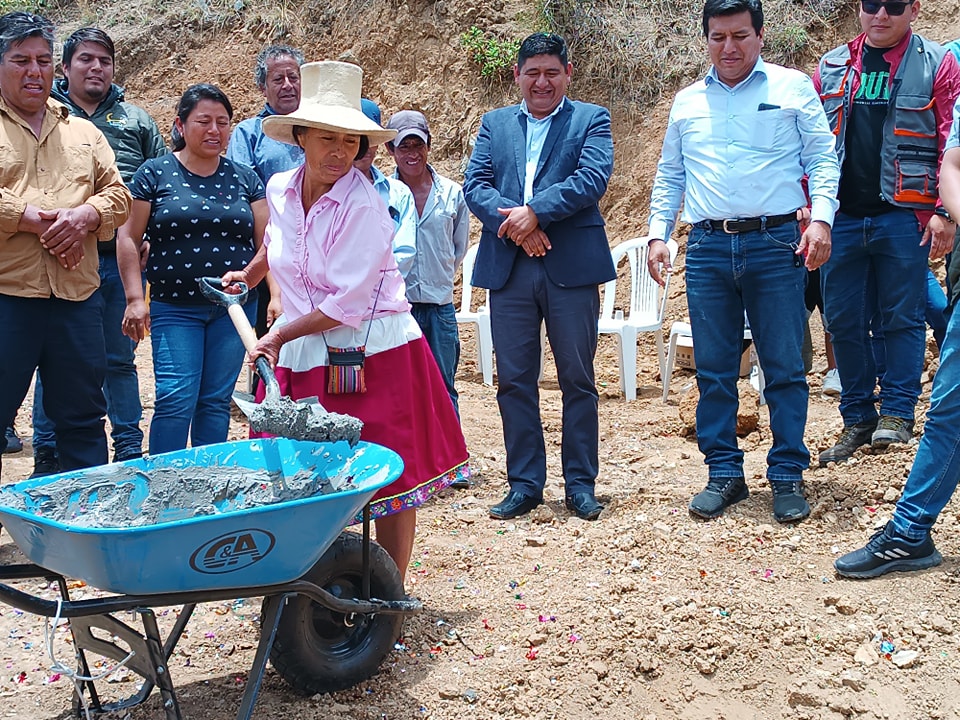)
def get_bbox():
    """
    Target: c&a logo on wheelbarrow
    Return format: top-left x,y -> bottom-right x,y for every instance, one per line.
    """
189,529 -> 277,574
